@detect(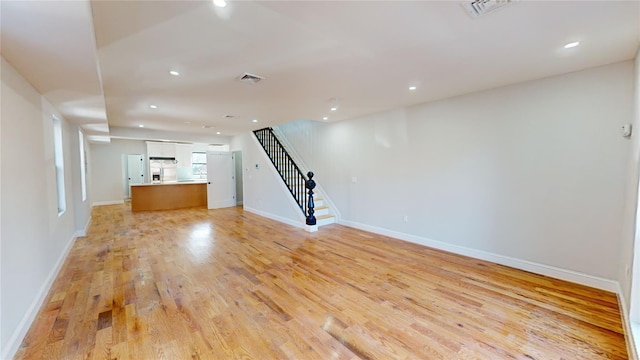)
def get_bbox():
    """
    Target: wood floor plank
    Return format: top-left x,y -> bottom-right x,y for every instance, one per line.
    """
14,204 -> 628,359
